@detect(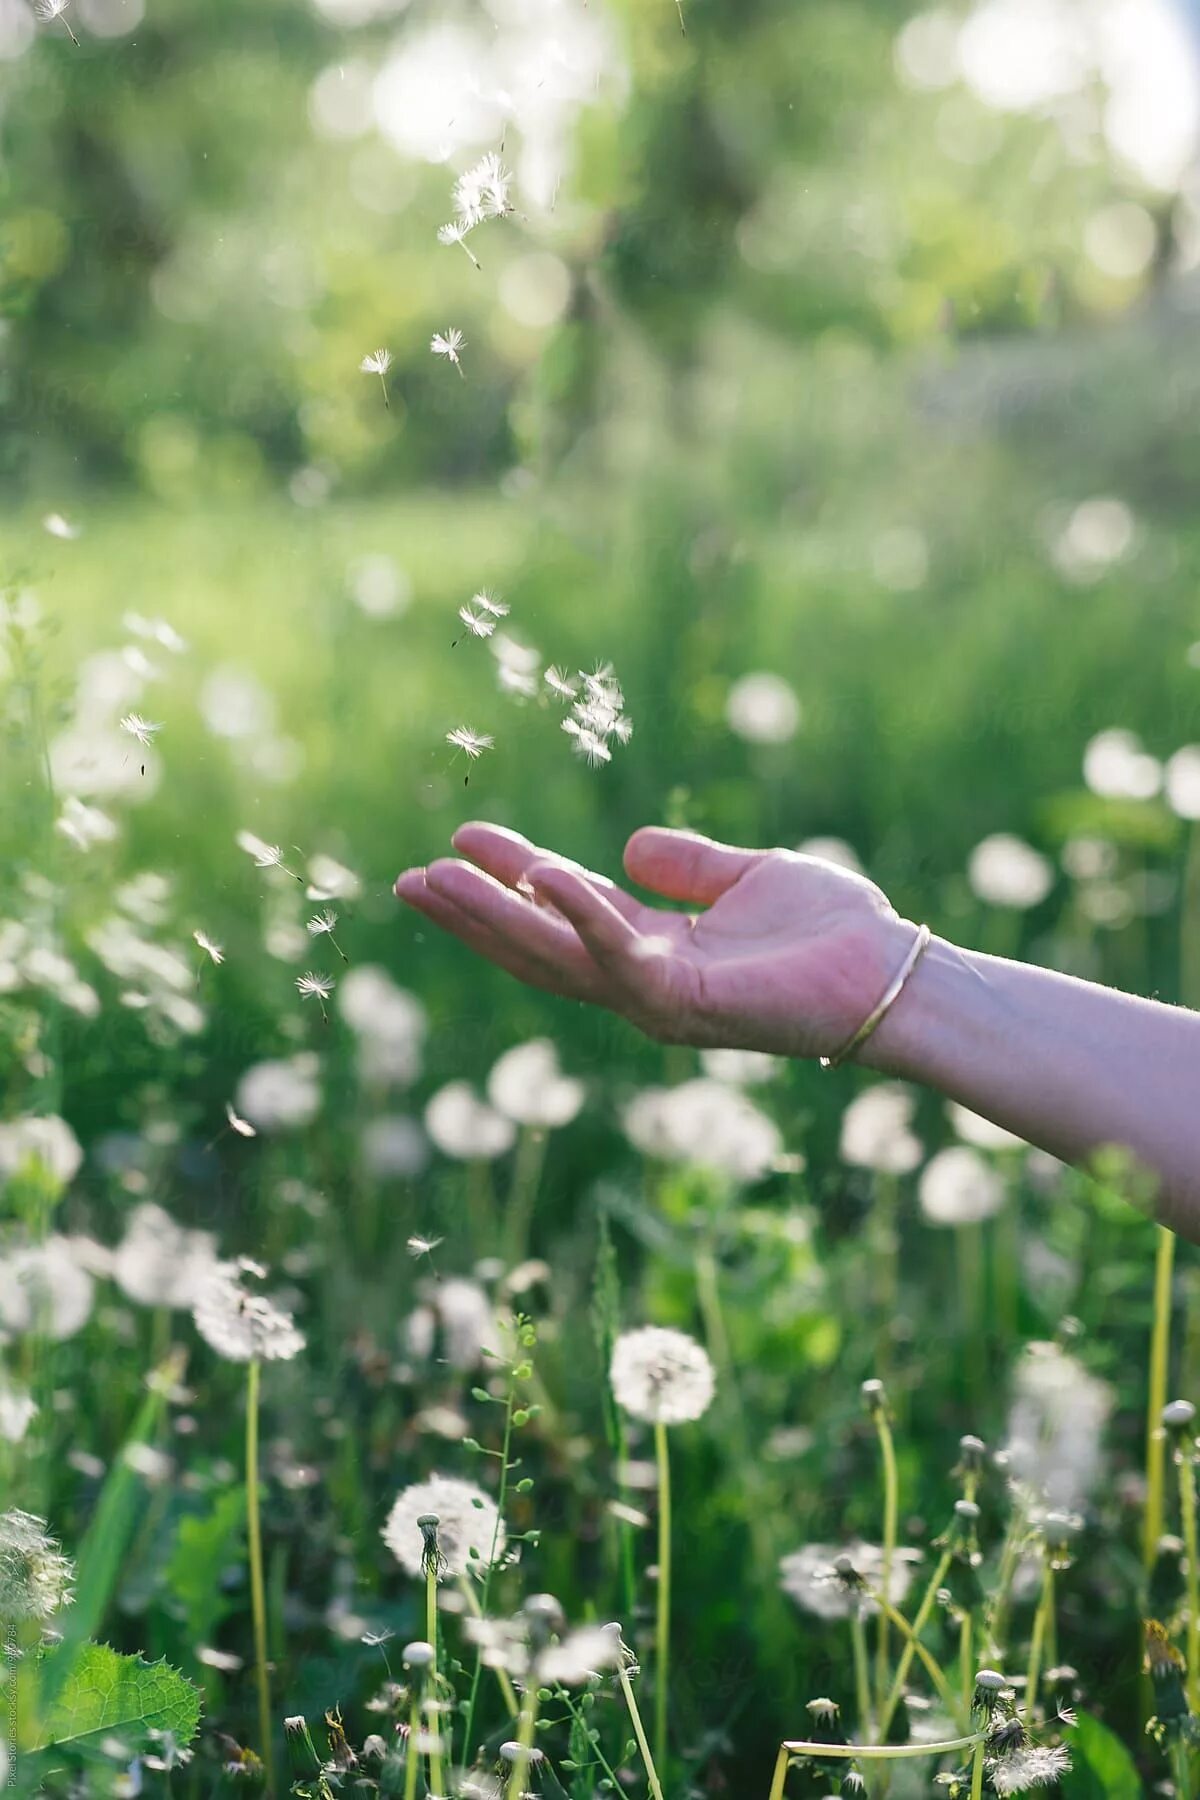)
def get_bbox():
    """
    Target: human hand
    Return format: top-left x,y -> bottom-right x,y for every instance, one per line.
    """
395,822 -> 919,1062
